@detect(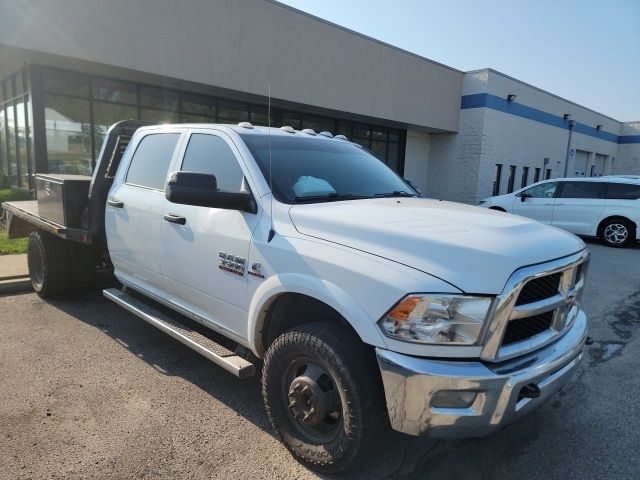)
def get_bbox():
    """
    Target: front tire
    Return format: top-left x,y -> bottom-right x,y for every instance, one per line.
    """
600,218 -> 635,247
262,321 -> 387,473
27,230 -> 70,297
